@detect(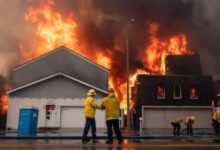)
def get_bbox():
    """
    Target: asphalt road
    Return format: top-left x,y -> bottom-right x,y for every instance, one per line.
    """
0,139 -> 220,150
